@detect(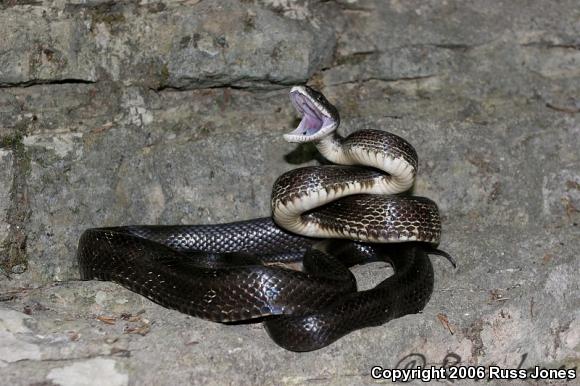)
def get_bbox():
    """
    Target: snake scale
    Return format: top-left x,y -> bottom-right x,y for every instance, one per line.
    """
78,86 -> 454,352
